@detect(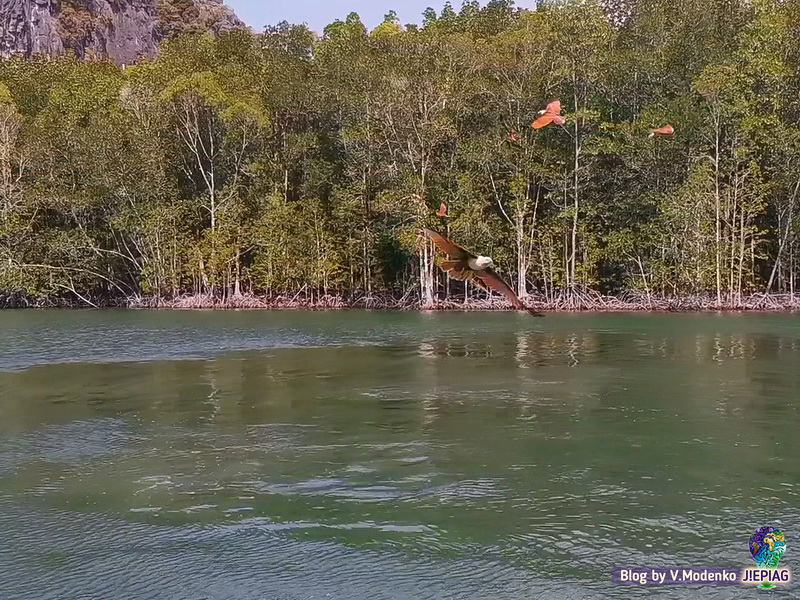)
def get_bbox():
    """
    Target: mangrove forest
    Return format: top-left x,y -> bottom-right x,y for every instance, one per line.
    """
1,0 -> 800,310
